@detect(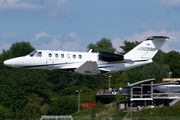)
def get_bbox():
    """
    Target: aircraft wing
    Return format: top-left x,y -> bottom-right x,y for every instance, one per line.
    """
74,61 -> 100,75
